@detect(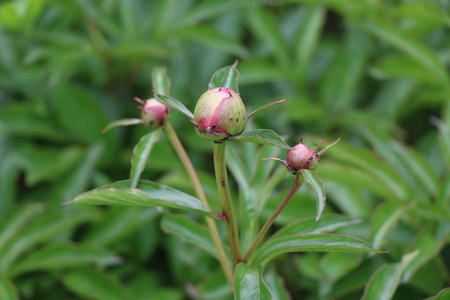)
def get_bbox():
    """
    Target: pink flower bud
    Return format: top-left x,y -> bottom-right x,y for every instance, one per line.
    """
191,87 -> 246,141
286,140 -> 319,172
135,98 -> 170,129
